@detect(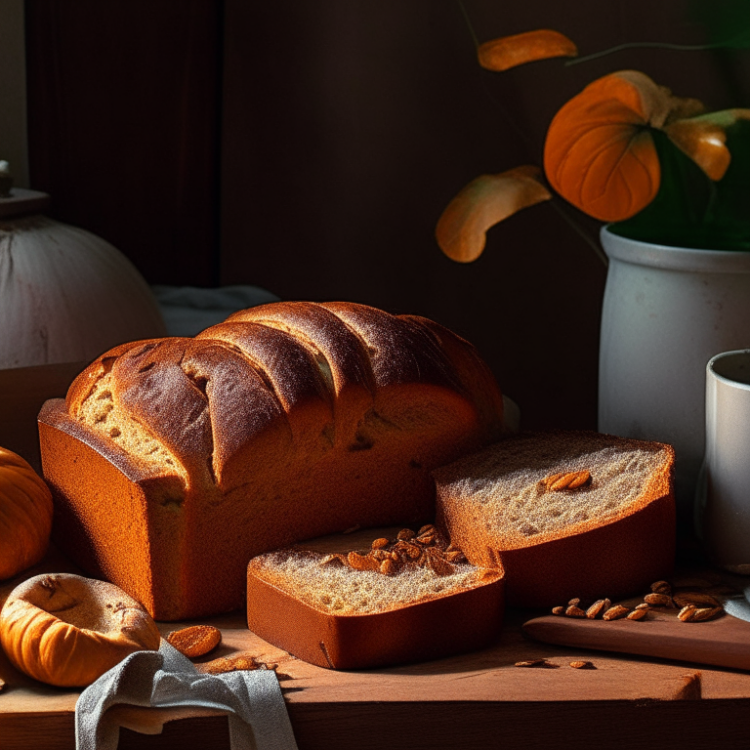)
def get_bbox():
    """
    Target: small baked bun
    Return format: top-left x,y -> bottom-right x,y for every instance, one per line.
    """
246,526 -> 504,669
0,573 -> 160,687
434,431 -> 675,608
